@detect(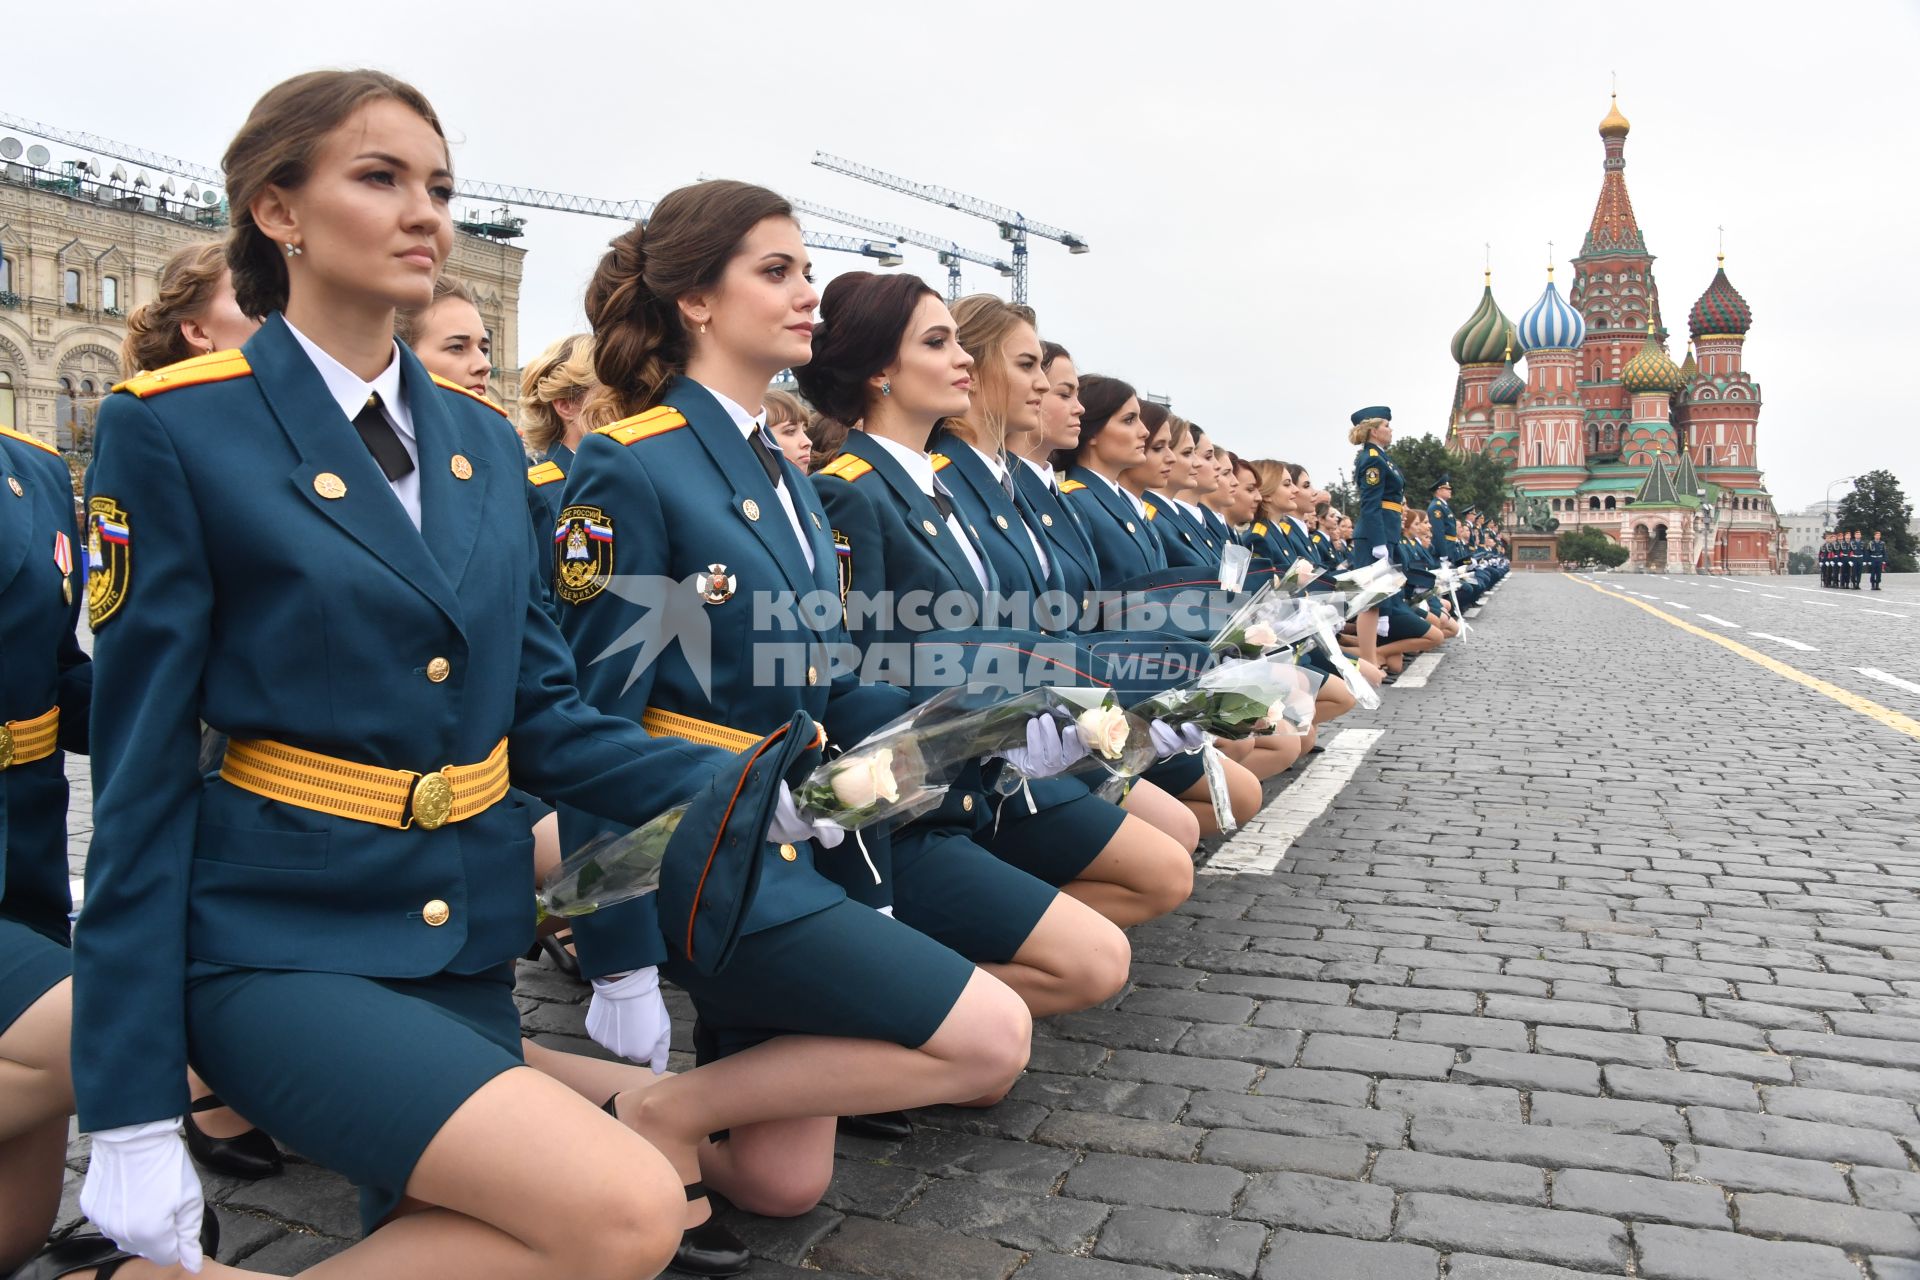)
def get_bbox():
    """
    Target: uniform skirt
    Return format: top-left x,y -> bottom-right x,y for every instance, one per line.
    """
185,960 -> 524,1234
668,897 -> 974,1065
891,824 -> 1058,965
0,915 -> 71,1036
986,777 -> 1128,887
1383,599 -> 1434,642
